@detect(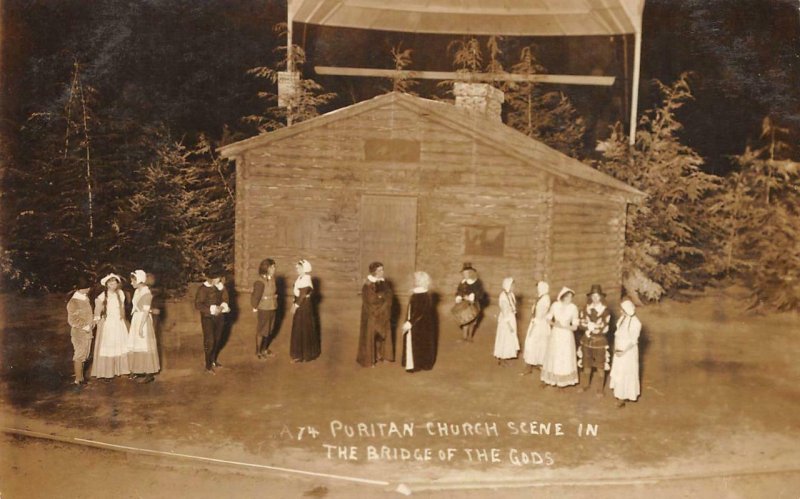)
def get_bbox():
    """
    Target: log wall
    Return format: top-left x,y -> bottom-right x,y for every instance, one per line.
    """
233,100 -> 628,315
